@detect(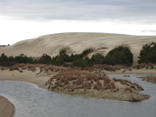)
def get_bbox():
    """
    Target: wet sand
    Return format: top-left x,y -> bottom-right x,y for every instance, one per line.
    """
0,95 -> 15,117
